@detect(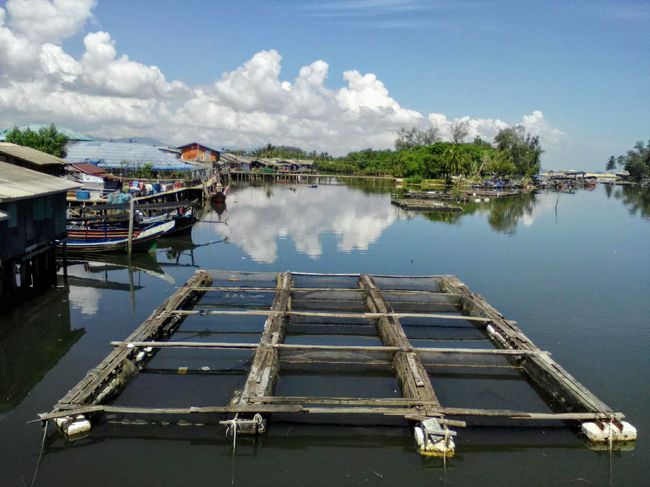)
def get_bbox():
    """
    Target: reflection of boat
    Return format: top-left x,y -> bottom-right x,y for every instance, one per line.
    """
65,252 -> 174,283
65,220 -> 175,253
